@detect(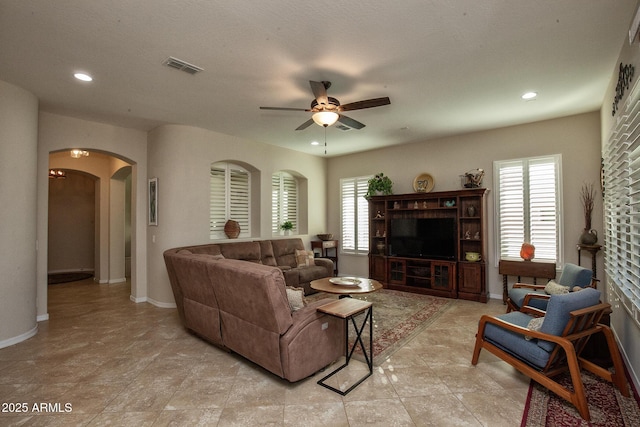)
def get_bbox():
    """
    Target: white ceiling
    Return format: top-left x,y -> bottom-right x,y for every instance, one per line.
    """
0,0 -> 637,156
